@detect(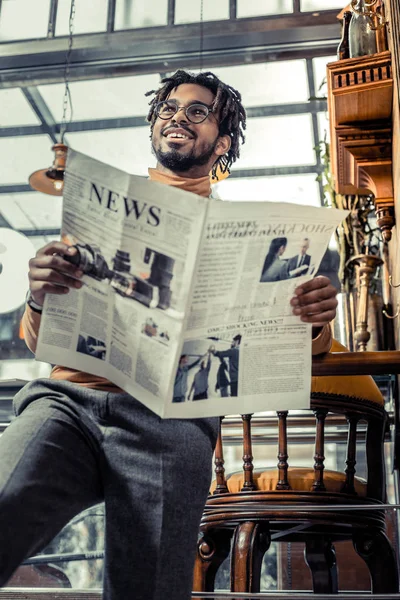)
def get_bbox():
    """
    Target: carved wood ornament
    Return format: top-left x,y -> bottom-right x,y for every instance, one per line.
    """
327,51 -> 394,241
